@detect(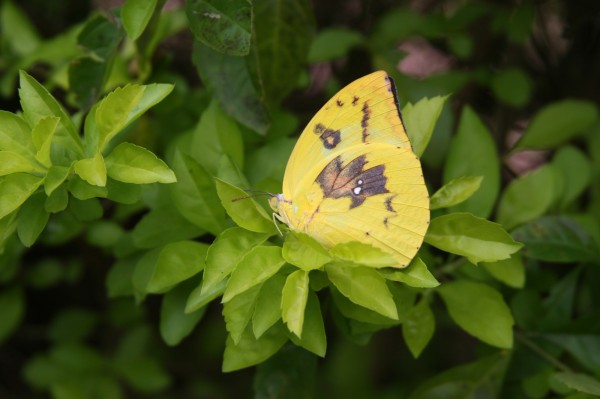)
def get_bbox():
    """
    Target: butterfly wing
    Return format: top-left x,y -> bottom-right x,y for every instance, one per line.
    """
279,71 -> 429,267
